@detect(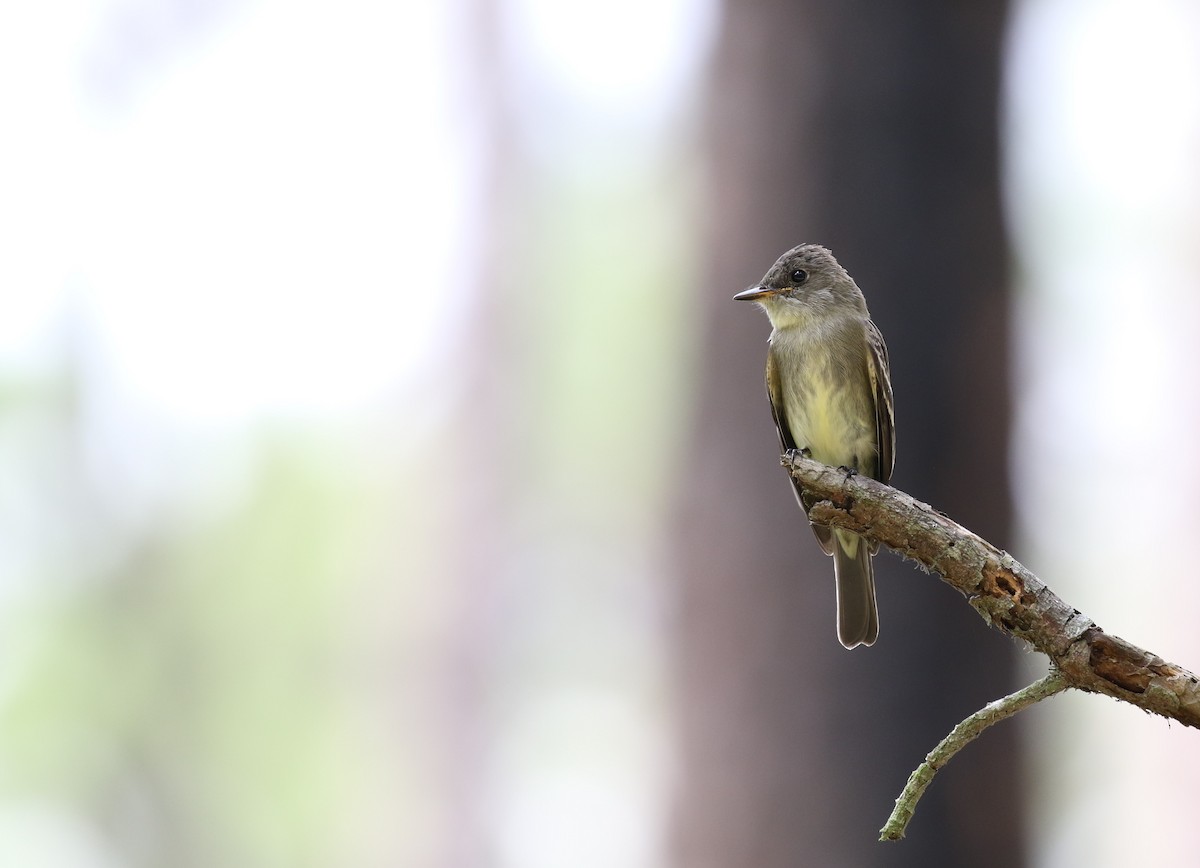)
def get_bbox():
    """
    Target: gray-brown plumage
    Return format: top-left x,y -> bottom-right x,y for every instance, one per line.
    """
734,244 -> 895,648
